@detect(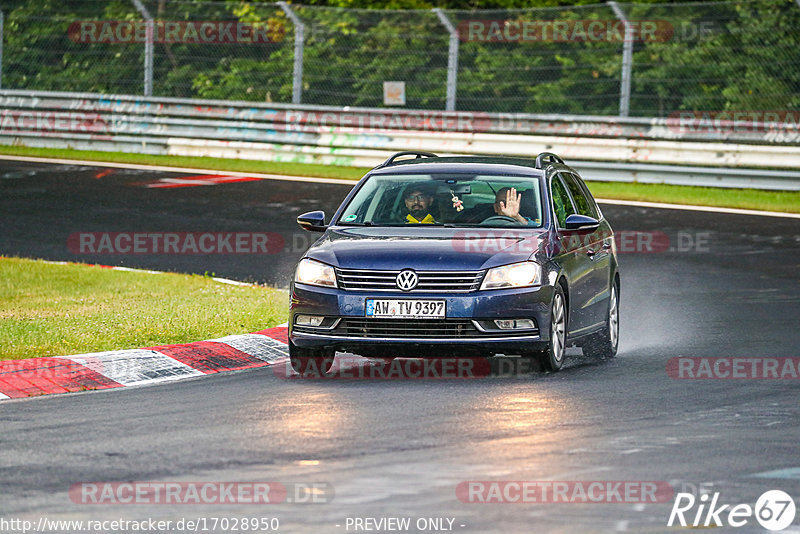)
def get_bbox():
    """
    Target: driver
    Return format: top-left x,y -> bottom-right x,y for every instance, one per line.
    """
404,185 -> 437,224
494,187 -> 538,226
